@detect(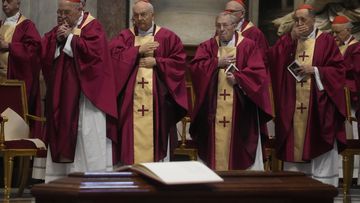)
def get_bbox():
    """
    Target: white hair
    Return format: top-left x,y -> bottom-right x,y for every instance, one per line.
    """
216,12 -> 238,24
